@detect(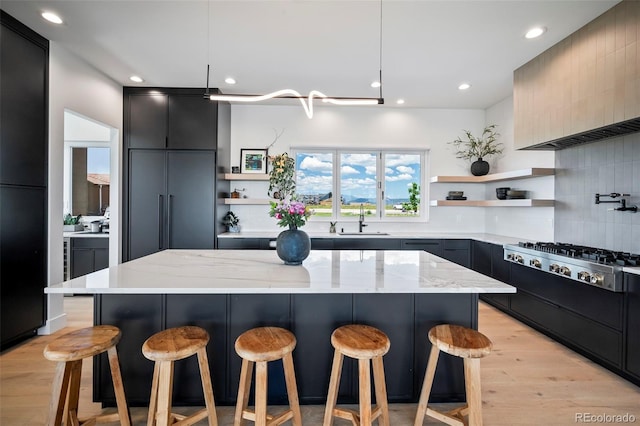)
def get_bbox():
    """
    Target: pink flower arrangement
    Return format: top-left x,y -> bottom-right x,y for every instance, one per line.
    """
269,200 -> 312,229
